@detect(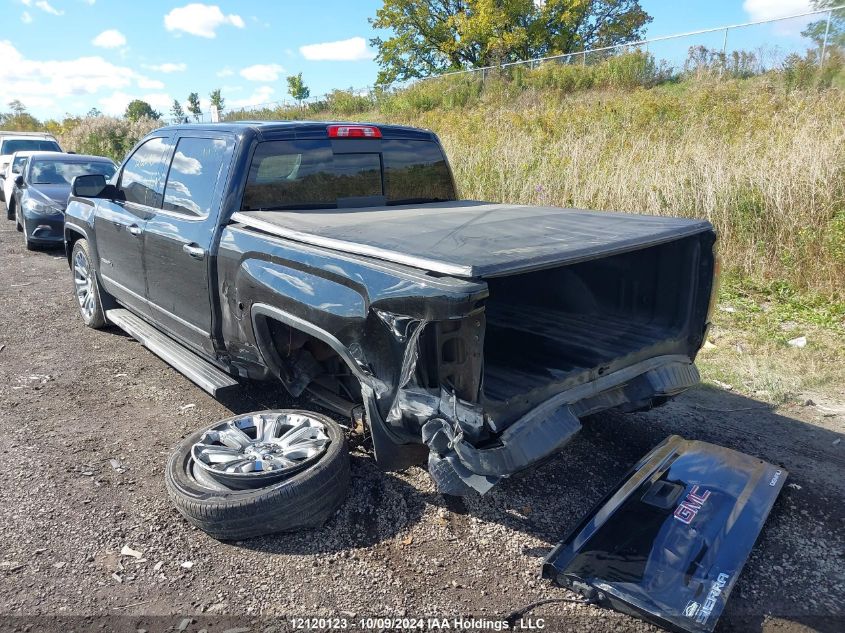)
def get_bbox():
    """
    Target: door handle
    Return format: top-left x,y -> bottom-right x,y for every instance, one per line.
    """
182,243 -> 206,259
128,225 -> 143,236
